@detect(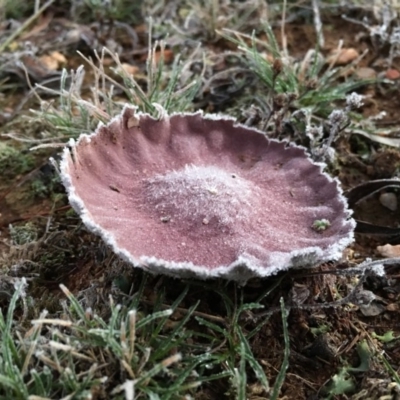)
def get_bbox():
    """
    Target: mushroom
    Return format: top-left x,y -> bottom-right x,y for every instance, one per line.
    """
60,105 -> 355,282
